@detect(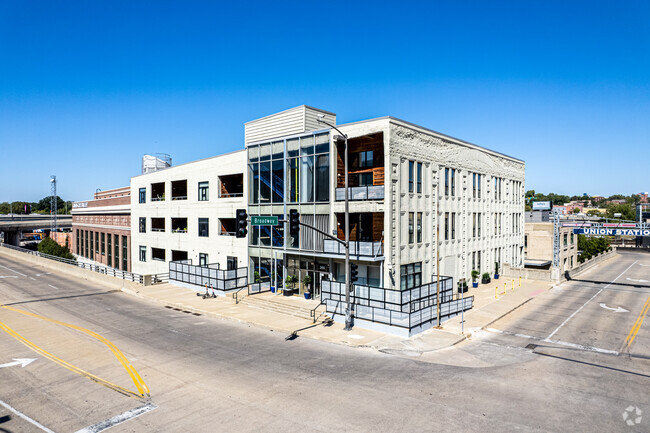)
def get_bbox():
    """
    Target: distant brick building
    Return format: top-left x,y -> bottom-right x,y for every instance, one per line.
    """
71,187 -> 131,271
